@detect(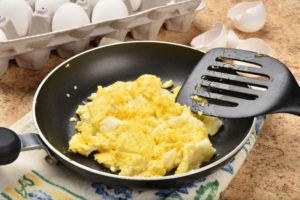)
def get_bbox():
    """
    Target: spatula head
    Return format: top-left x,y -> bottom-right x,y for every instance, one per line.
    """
176,48 -> 295,118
